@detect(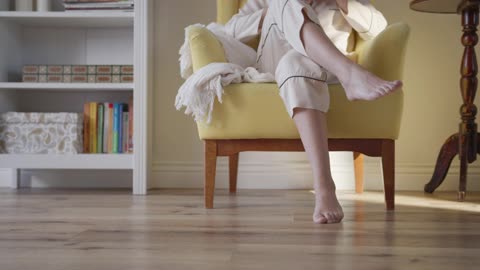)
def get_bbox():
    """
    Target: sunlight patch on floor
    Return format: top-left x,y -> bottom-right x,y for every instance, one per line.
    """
310,190 -> 480,213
